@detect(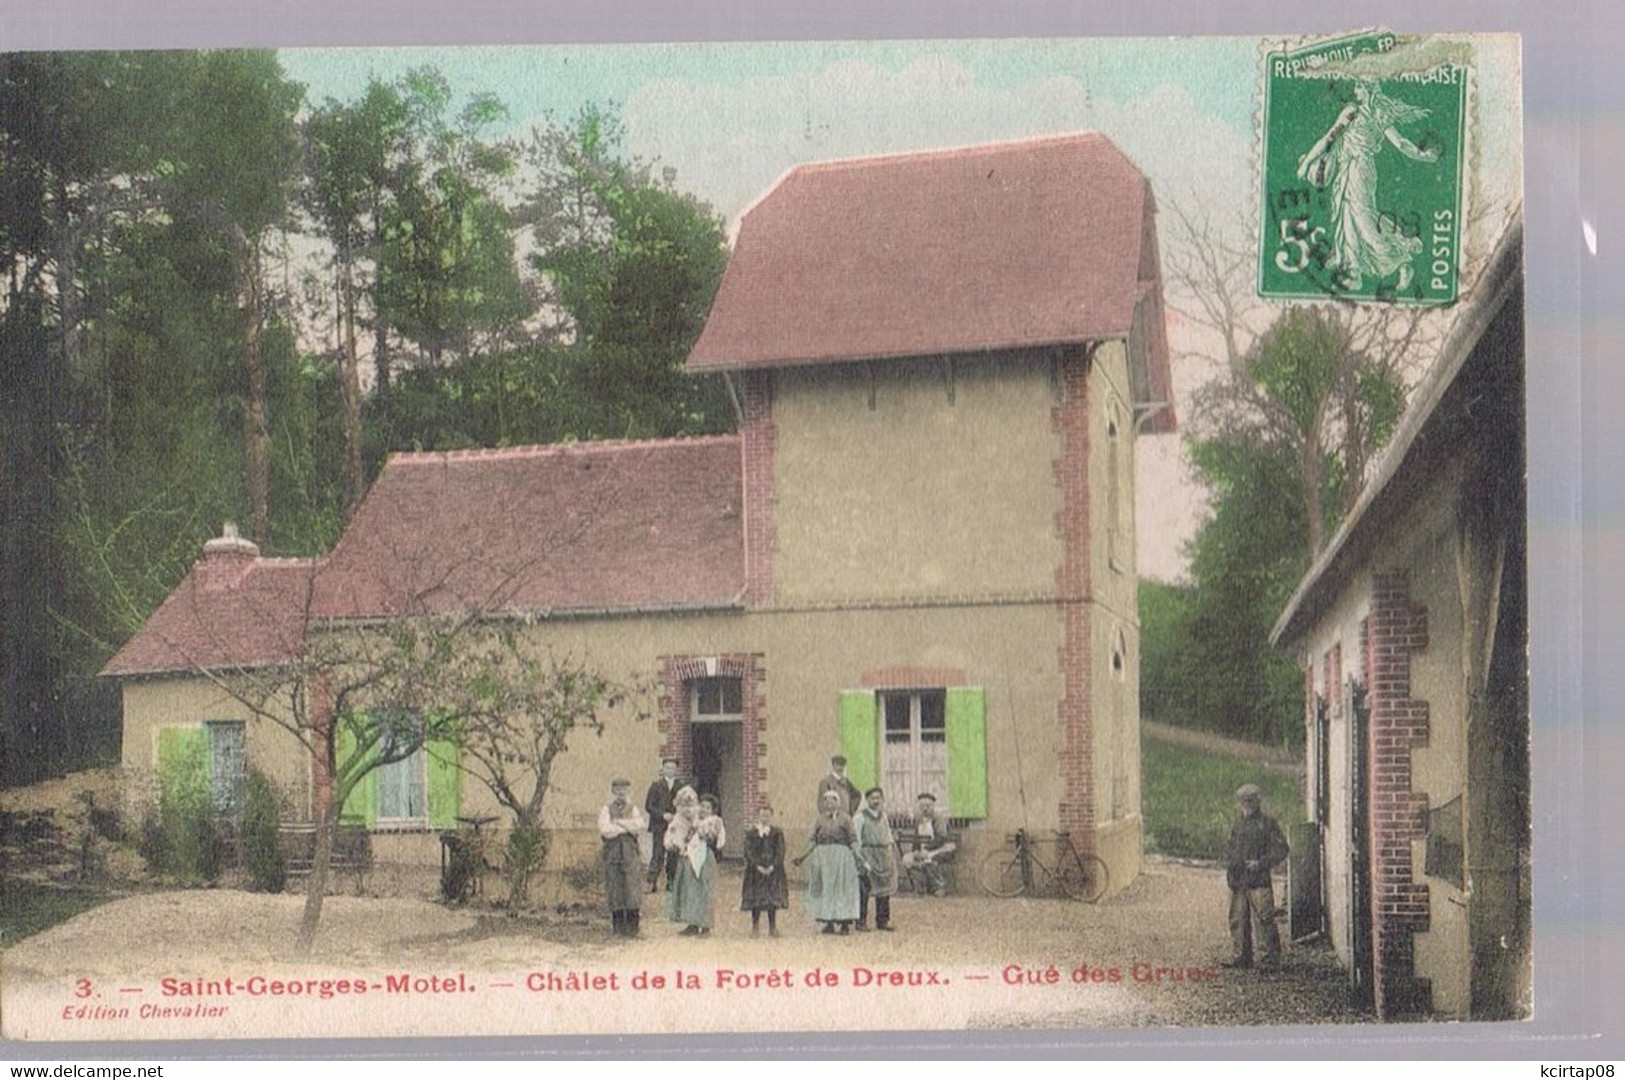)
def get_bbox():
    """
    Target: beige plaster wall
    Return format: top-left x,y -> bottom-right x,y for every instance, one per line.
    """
1295,580 -> 1370,974
770,353 -> 1063,605
120,678 -> 309,818
1087,343 -> 1143,879
1390,490 -> 1472,1019
1289,469 -> 1477,1018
